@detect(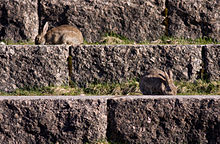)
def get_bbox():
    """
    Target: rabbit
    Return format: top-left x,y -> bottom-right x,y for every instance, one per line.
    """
35,22 -> 84,45
139,68 -> 177,95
